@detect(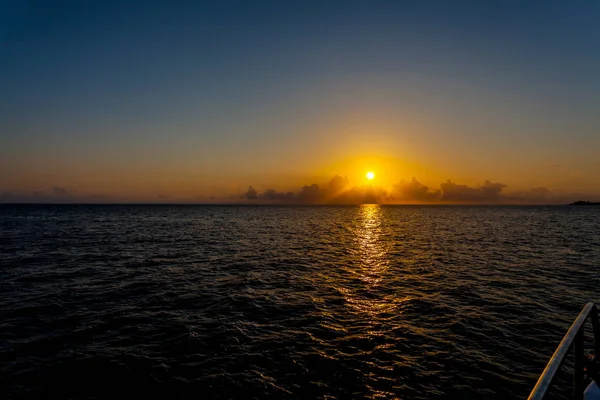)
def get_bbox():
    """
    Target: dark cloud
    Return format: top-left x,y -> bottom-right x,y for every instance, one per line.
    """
241,176 -> 389,204
262,189 -> 295,201
440,180 -> 506,202
329,175 -> 350,194
240,176 -> 592,205
240,186 -> 296,202
51,186 -> 71,197
343,185 -> 389,204
297,184 -> 322,203
1,178 -> 596,205
243,186 -> 258,200
391,178 -> 441,202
